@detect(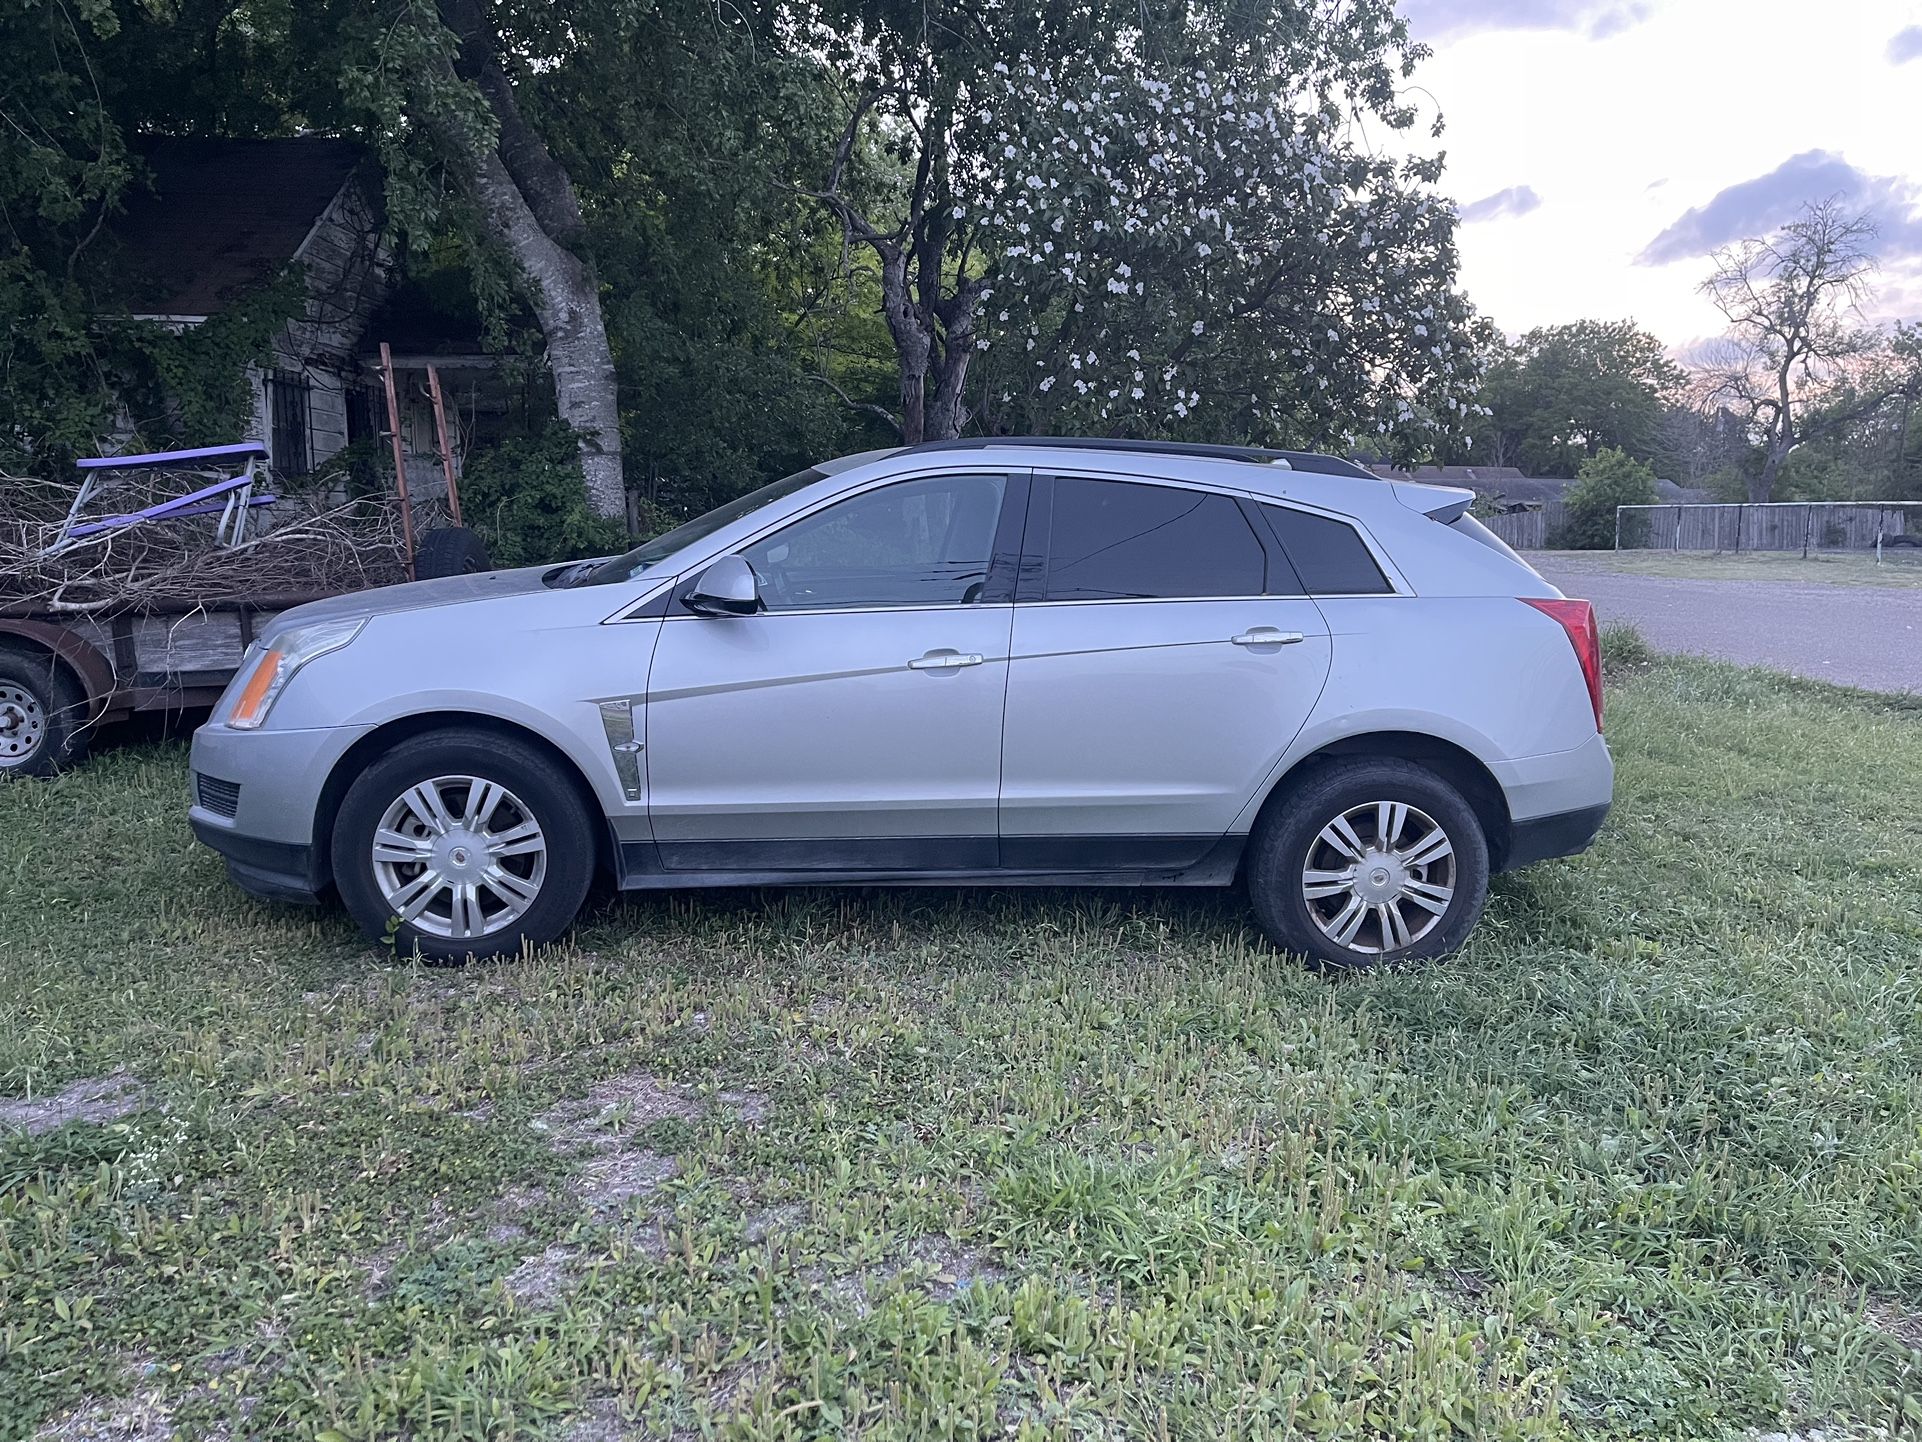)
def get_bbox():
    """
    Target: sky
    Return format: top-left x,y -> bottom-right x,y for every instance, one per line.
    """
1395,0 -> 1922,350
